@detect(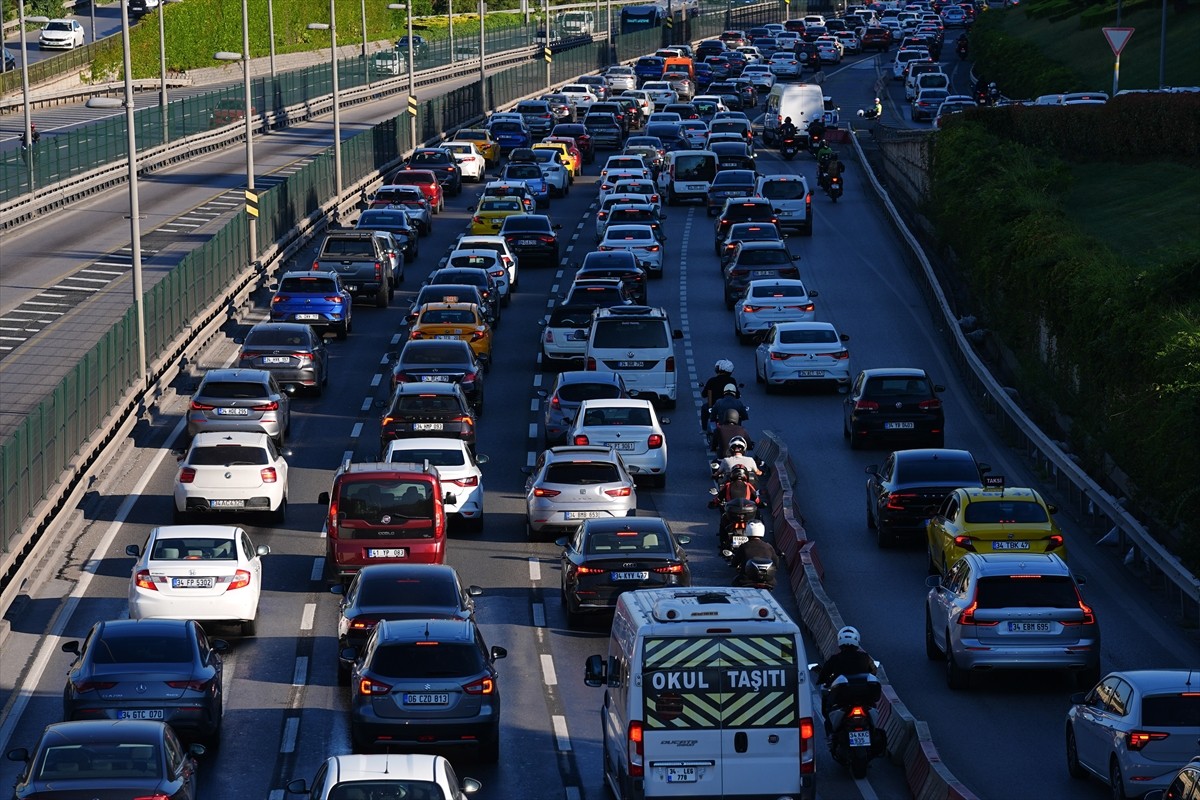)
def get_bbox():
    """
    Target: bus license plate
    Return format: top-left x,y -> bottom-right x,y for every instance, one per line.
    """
666,766 -> 697,783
